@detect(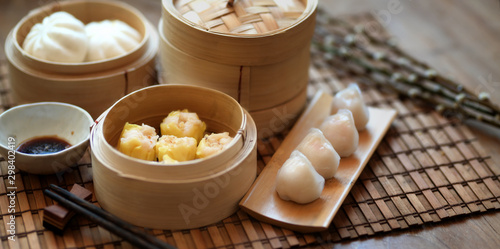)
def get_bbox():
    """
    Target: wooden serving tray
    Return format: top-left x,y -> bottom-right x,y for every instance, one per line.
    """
239,91 -> 398,233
